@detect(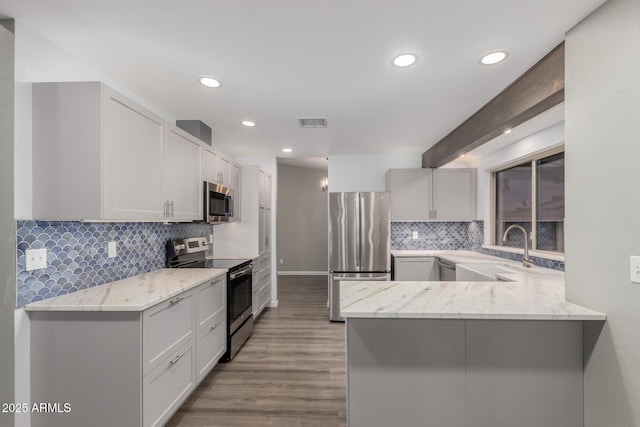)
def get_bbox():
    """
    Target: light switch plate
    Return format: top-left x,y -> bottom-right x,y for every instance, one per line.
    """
25,248 -> 47,271
108,241 -> 117,258
412,231 -> 419,240
630,256 -> 640,284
